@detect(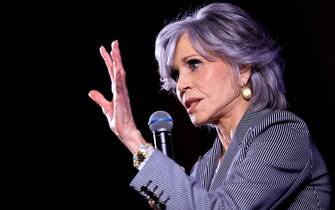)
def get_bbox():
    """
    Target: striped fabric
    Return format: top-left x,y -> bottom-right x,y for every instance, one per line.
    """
130,109 -> 331,209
